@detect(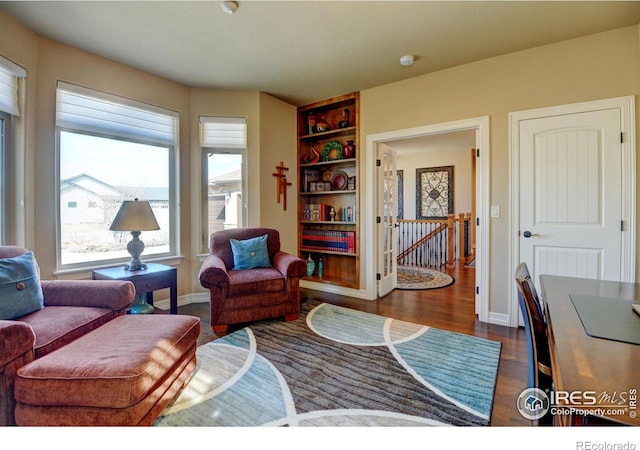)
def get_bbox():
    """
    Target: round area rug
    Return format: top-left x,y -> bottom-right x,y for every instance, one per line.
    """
397,266 -> 455,290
